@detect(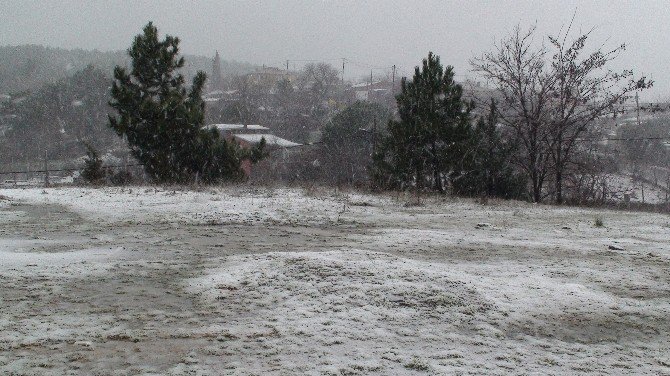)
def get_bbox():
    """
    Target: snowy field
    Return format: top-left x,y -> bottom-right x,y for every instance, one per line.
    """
0,187 -> 669,375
